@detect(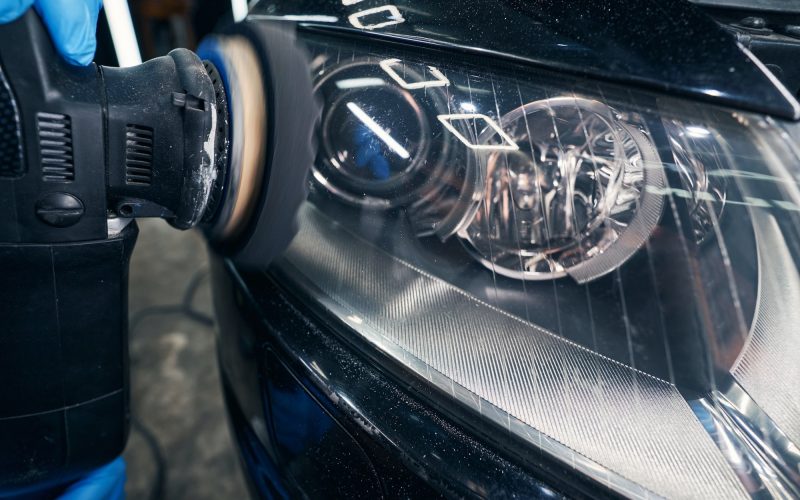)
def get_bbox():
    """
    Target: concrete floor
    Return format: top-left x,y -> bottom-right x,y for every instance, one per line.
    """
123,219 -> 249,499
